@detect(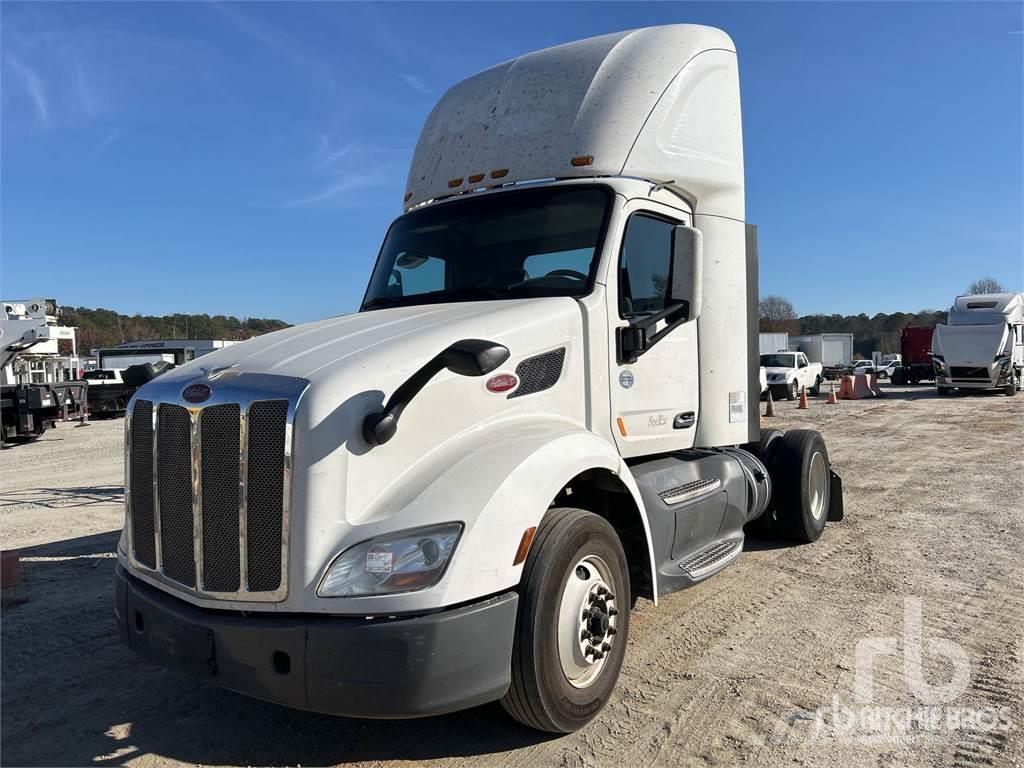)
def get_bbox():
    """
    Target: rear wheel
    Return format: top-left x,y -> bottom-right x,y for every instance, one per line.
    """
502,508 -> 630,733
809,376 -> 822,396
763,430 -> 831,543
937,386 -> 950,397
